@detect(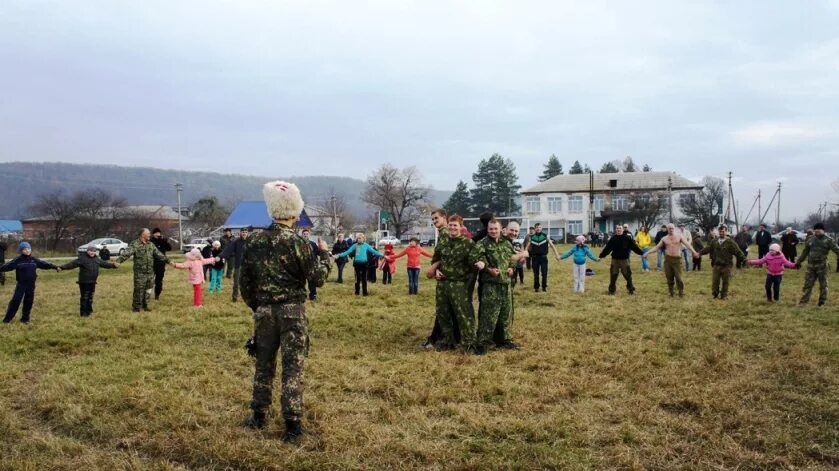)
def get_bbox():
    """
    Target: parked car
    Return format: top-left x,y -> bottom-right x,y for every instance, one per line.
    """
771,230 -> 807,242
182,238 -> 210,253
376,236 -> 401,248
419,239 -> 434,247
512,237 -> 525,246
77,238 -> 129,256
